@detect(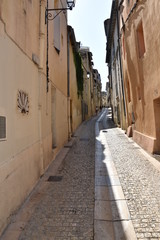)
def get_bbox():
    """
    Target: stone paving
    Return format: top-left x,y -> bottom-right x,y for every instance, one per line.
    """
1,109 -> 160,240
1,117 -> 96,240
100,109 -> 160,240
94,110 -> 137,240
